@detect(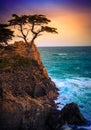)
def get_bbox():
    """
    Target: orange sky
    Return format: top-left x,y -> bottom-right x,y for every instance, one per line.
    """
2,1 -> 90,46
35,7 -> 91,46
